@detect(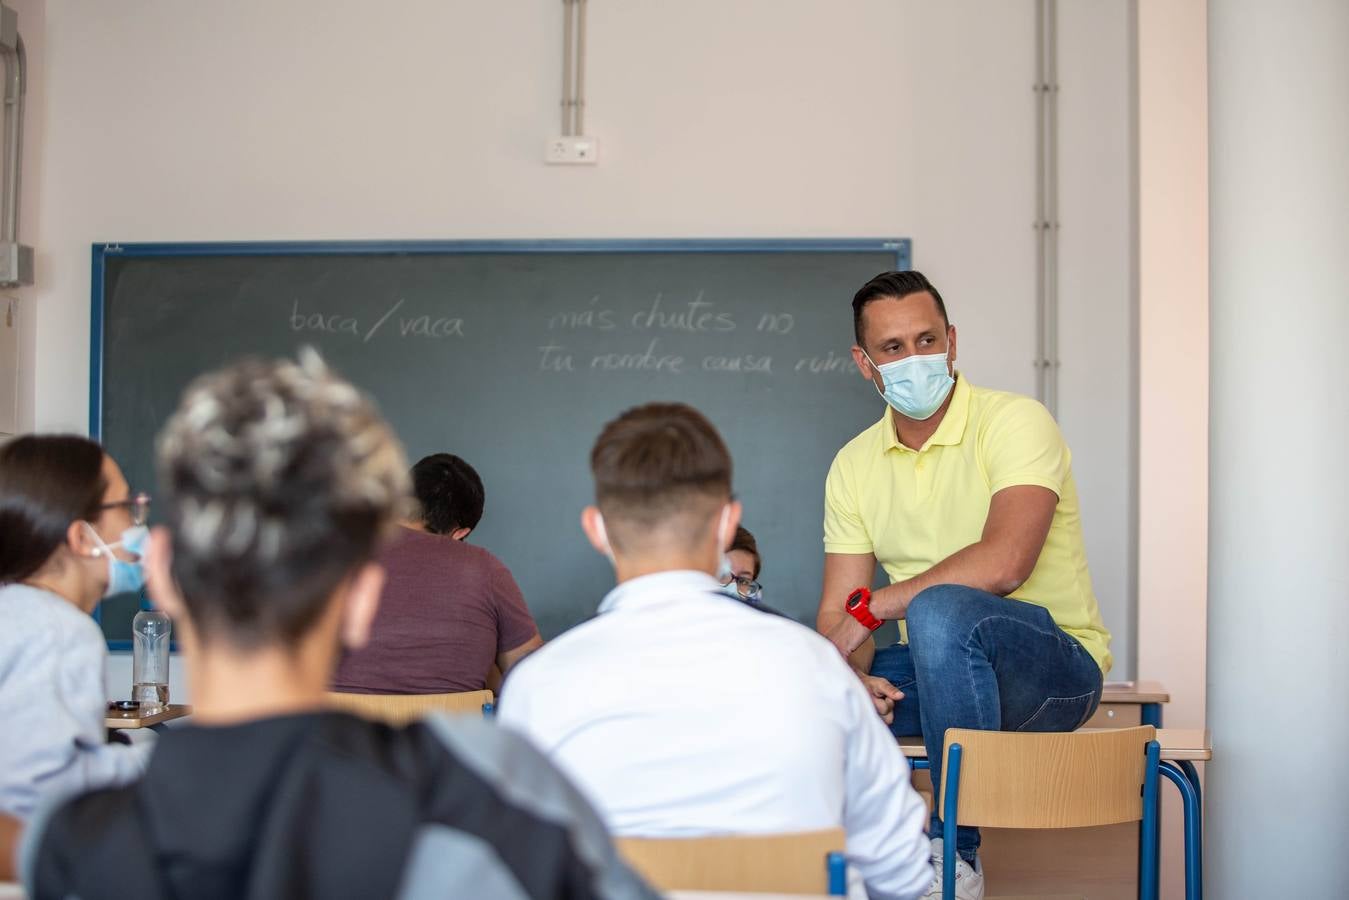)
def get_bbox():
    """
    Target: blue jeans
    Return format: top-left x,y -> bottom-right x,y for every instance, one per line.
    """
870,584 -> 1104,864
